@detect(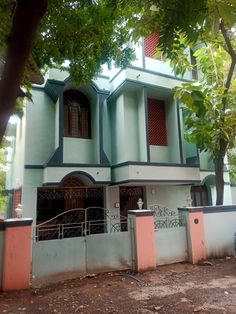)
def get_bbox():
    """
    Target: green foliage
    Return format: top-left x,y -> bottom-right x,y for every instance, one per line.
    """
0,1 -> 138,87
228,153 -> 236,186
